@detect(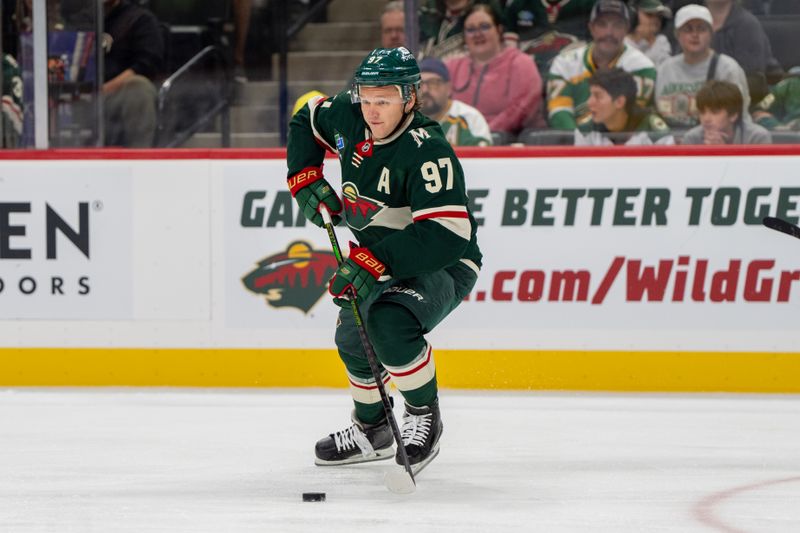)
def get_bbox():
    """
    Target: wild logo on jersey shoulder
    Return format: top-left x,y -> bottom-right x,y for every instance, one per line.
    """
342,182 -> 386,230
241,241 -> 338,314
409,127 -> 432,148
